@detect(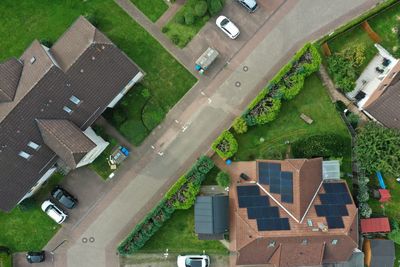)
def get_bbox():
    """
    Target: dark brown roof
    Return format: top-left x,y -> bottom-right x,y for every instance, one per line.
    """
228,159 -> 358,267
0,58 -> 23,102
0,16 -> 142,211
37,119 -> 96,169
365,80 -> 400,129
